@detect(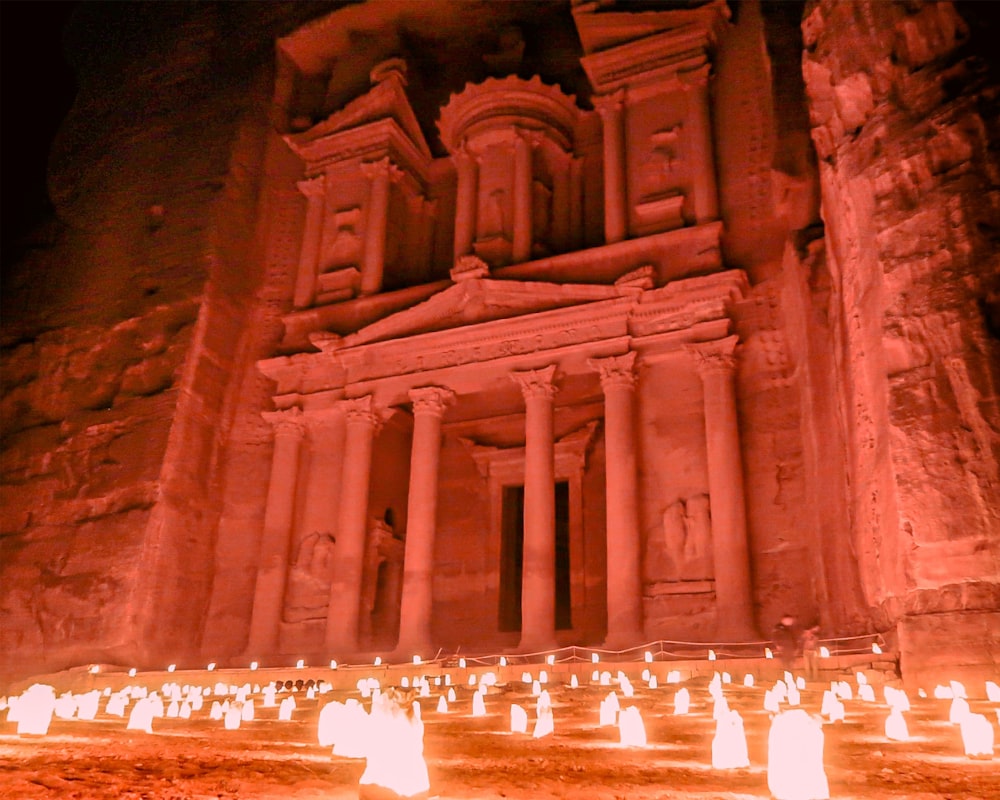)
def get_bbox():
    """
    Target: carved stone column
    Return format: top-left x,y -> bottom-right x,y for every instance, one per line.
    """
511,365 -> 558,651
682,66 -> 719,224
595,90 -> 627,244
589,352 -> 645,647
396,386 -> 455,655
690,336 -> 756,640
293,175 -> 326,309
360,158 -> 398,296
512,132 -> 534,263
297,406 -> 347,553
452,145 -> 479,262
569,156 -> 584,250
324,396 -> 381,653
246,408 -> 305,656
